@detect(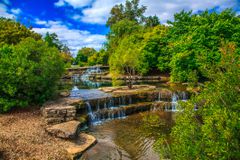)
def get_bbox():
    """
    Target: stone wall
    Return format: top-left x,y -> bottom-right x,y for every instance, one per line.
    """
42,106 -> 77,125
